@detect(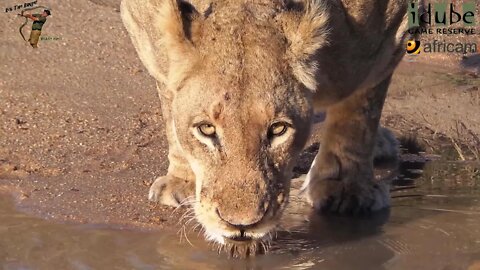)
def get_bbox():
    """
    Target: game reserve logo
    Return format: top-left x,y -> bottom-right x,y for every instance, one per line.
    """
406,2 -> 477,57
